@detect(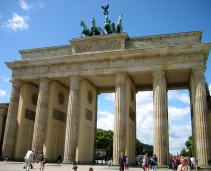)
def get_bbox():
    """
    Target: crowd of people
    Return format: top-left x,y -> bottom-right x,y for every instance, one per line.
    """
134,153 -> 207,171
168,155 -> 198,171
23,150 -> 211,171
135,153 -> 158,171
